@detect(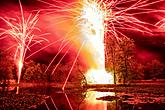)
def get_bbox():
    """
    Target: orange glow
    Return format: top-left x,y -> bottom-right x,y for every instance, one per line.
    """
80,91 -> 115,110
35,0 -> 115,84
85,69 -> 113,84
79,0 -> 113,84
18,60 -> 23,84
